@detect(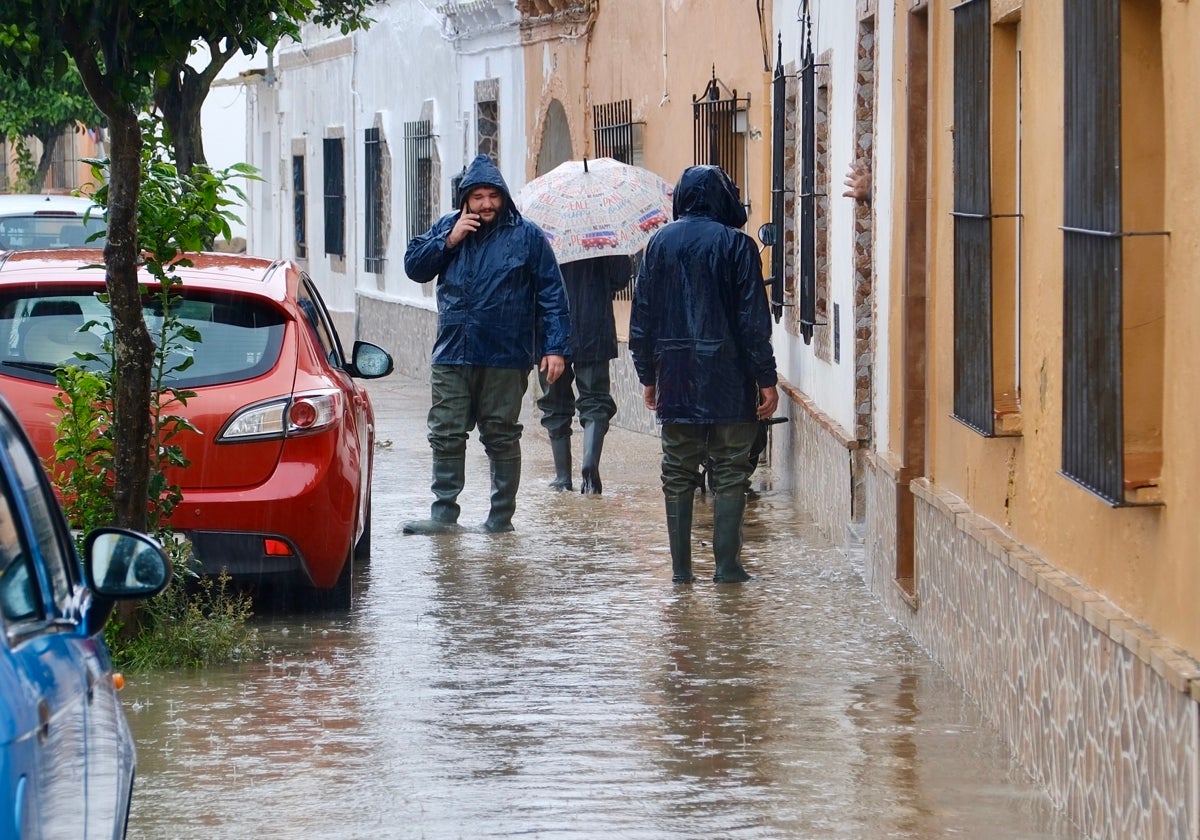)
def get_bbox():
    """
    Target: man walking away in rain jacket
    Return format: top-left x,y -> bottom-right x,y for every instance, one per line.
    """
404,154 -> 571,534
629,165 -> 779,583
538,254 -> 631,494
